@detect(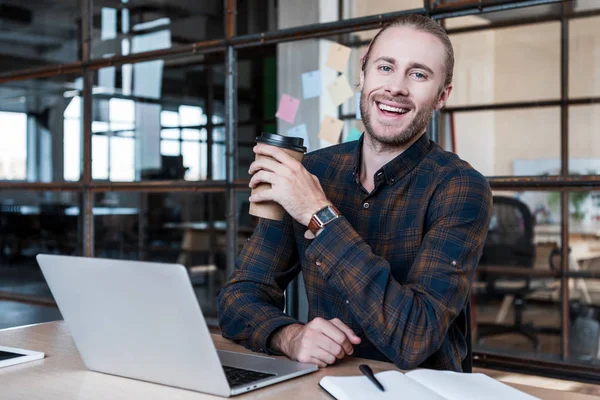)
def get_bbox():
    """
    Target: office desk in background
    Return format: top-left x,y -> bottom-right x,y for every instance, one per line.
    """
1,322 -> 600,399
